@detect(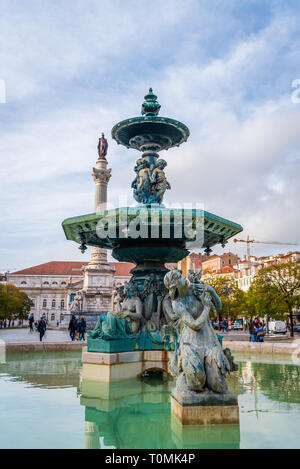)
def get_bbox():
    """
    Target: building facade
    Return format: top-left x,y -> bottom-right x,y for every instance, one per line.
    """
201,252 -> 240,273
7,261 -> 133,323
